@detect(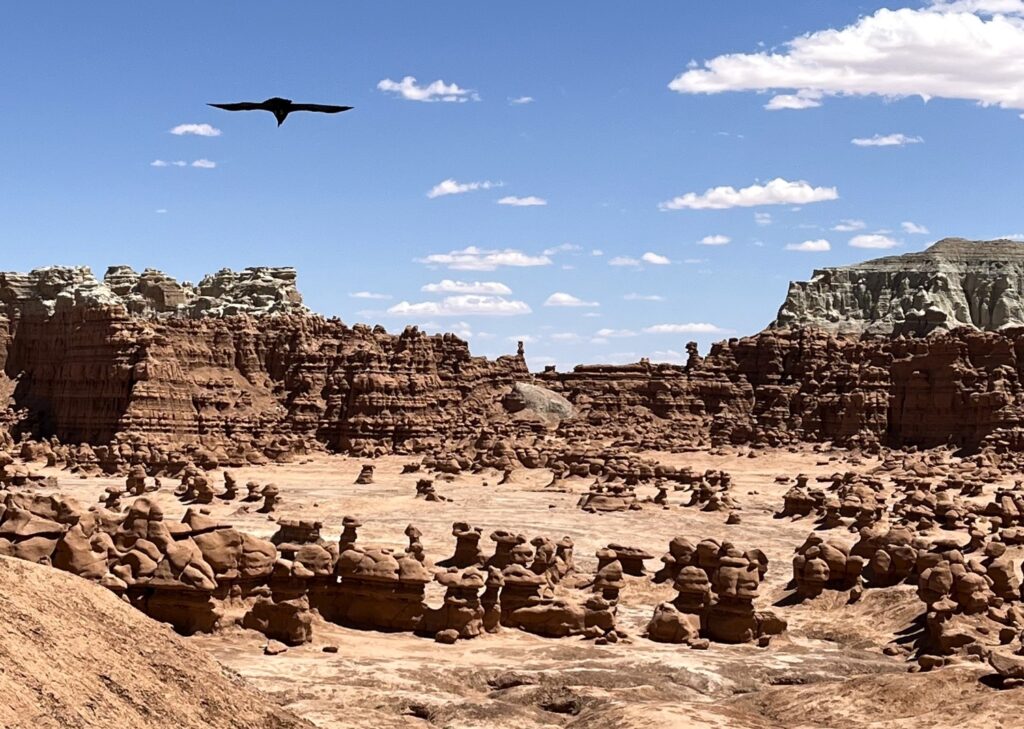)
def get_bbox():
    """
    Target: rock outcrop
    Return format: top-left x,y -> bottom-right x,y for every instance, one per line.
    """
772,238 -> 1024,335
9,252 -> 1024,456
